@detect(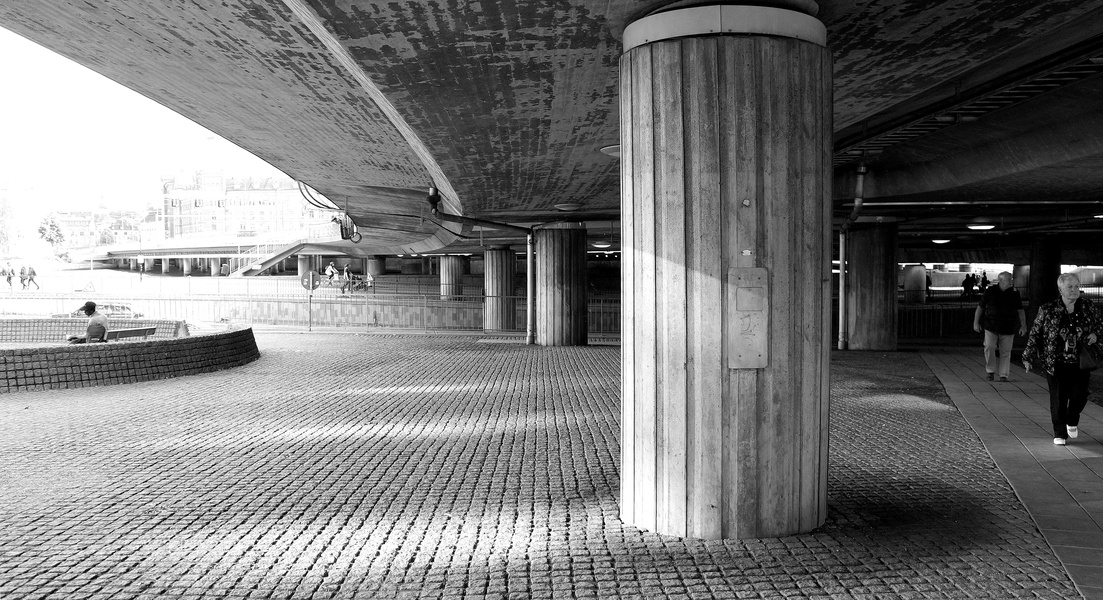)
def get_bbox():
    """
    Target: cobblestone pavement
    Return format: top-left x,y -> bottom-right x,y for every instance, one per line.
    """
0,334 -> 1077,599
